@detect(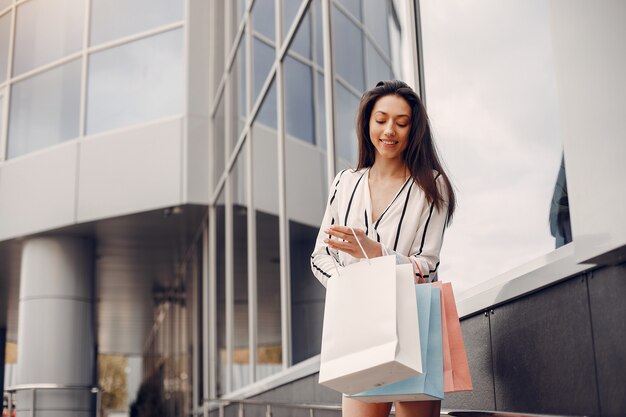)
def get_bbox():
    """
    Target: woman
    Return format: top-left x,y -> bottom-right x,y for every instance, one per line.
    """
310,80 -> 456,417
